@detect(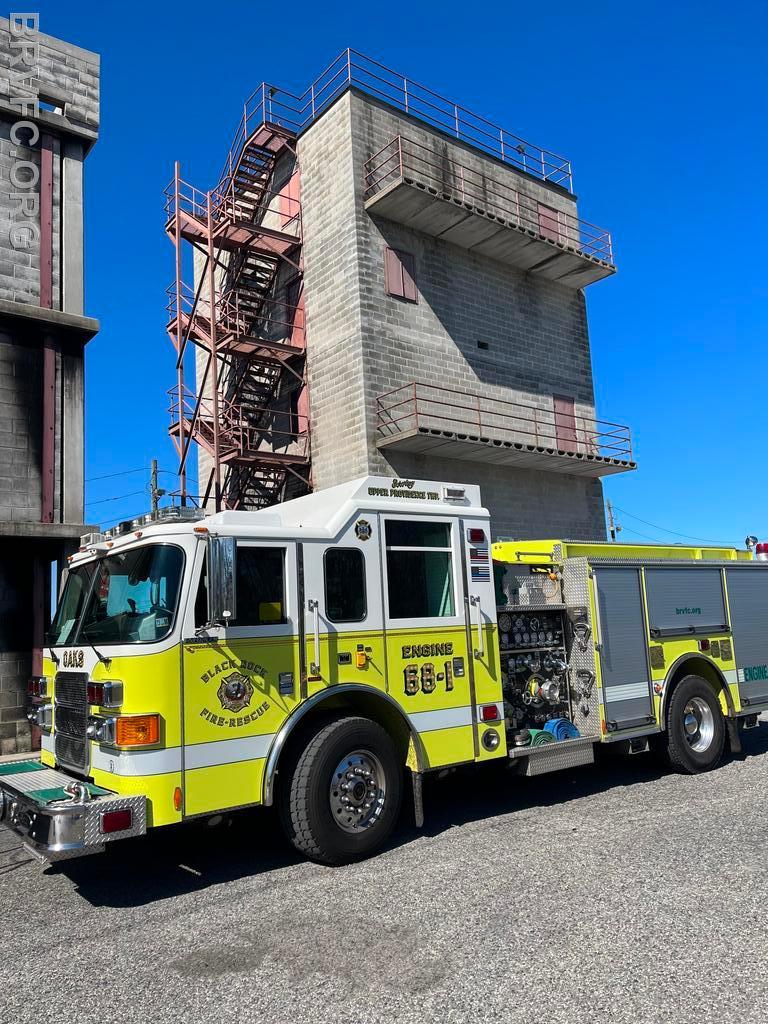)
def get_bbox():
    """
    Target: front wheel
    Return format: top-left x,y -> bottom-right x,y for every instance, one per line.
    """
664,674 -> 725,774
279,716 -> 403,865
